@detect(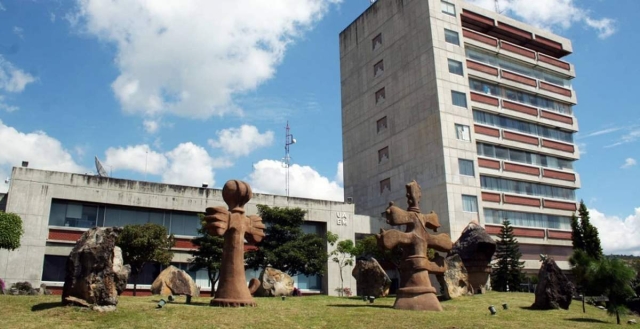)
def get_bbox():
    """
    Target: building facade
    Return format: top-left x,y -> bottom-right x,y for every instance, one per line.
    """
340,0 -> 579,272
0,167 -> 383,295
